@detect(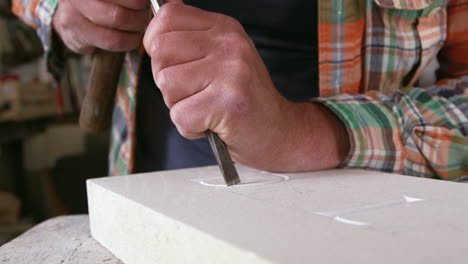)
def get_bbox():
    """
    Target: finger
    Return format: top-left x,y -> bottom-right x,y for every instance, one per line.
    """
144,30 -> 212,72
153,58 -> 215,108
78,17 -> 143,51
143,4 -> 219,61
102,0 -> 148,10
153,3 -> 219,33
70,0 -> 151,32
53,1 -> 93,53
170,88 -> 219,140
